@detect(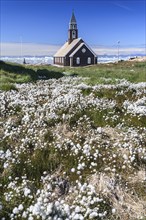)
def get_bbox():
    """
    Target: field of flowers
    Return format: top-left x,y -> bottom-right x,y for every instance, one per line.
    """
0,67 -> 146,219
